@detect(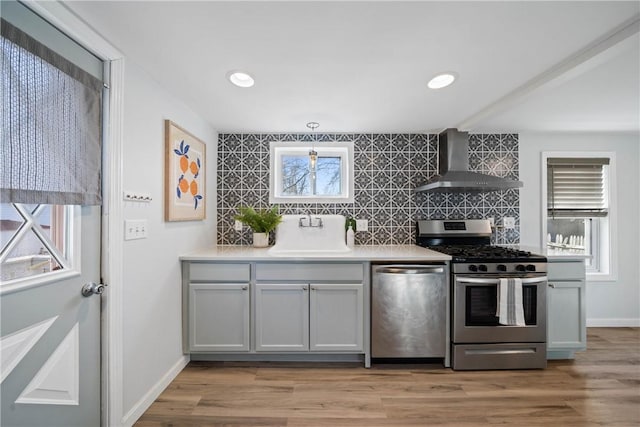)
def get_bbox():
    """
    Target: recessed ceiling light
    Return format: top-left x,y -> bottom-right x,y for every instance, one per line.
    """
228,71 -> 254,88
428,72 -> 457,89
